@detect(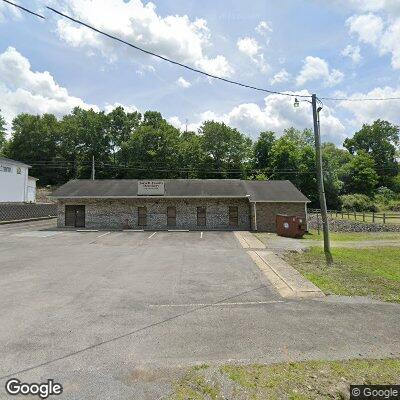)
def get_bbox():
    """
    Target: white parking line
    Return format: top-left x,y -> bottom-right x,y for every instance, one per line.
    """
96,232 -> 111,239
148,232 -> 156,239
200,231 -> 203,239
149,300 -> 284,308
